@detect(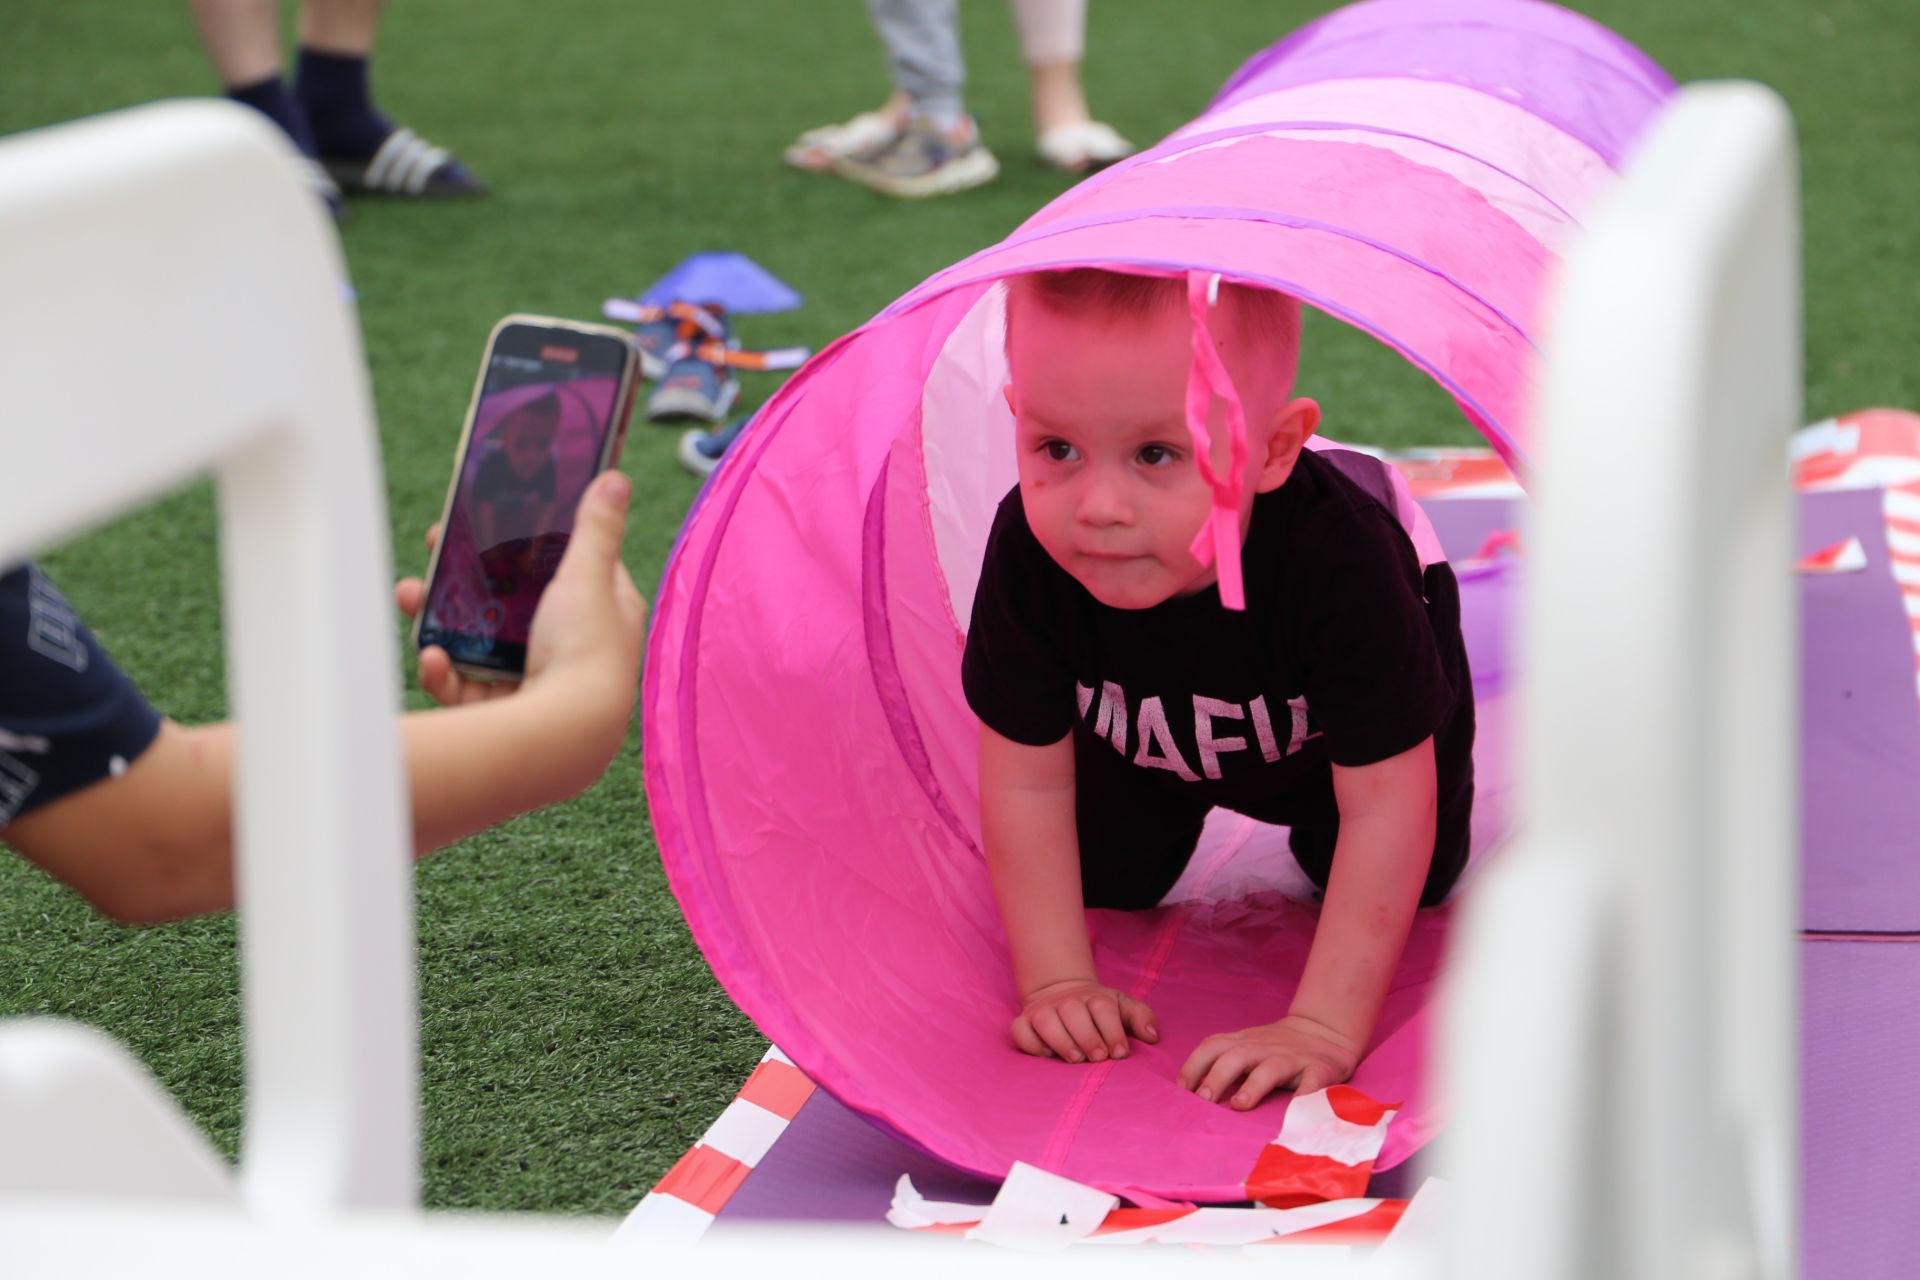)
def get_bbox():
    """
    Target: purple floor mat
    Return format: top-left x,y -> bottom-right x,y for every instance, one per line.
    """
1421,495 -> 1519,566
1425,490 -> 1920,933
711,1085 -> 999,1224
1795,490 -> 1920,932
1802,940 -> 1920,1279
711,1082 -> 1418,1225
